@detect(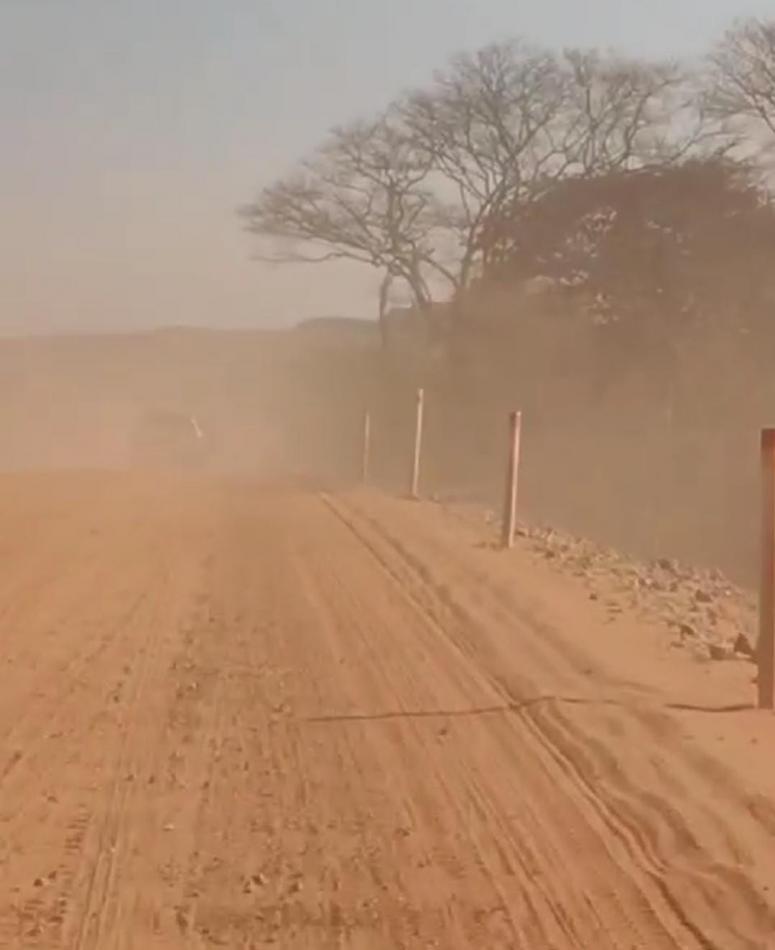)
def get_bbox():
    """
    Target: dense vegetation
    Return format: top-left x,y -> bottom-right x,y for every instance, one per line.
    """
242,19 -> 775,580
